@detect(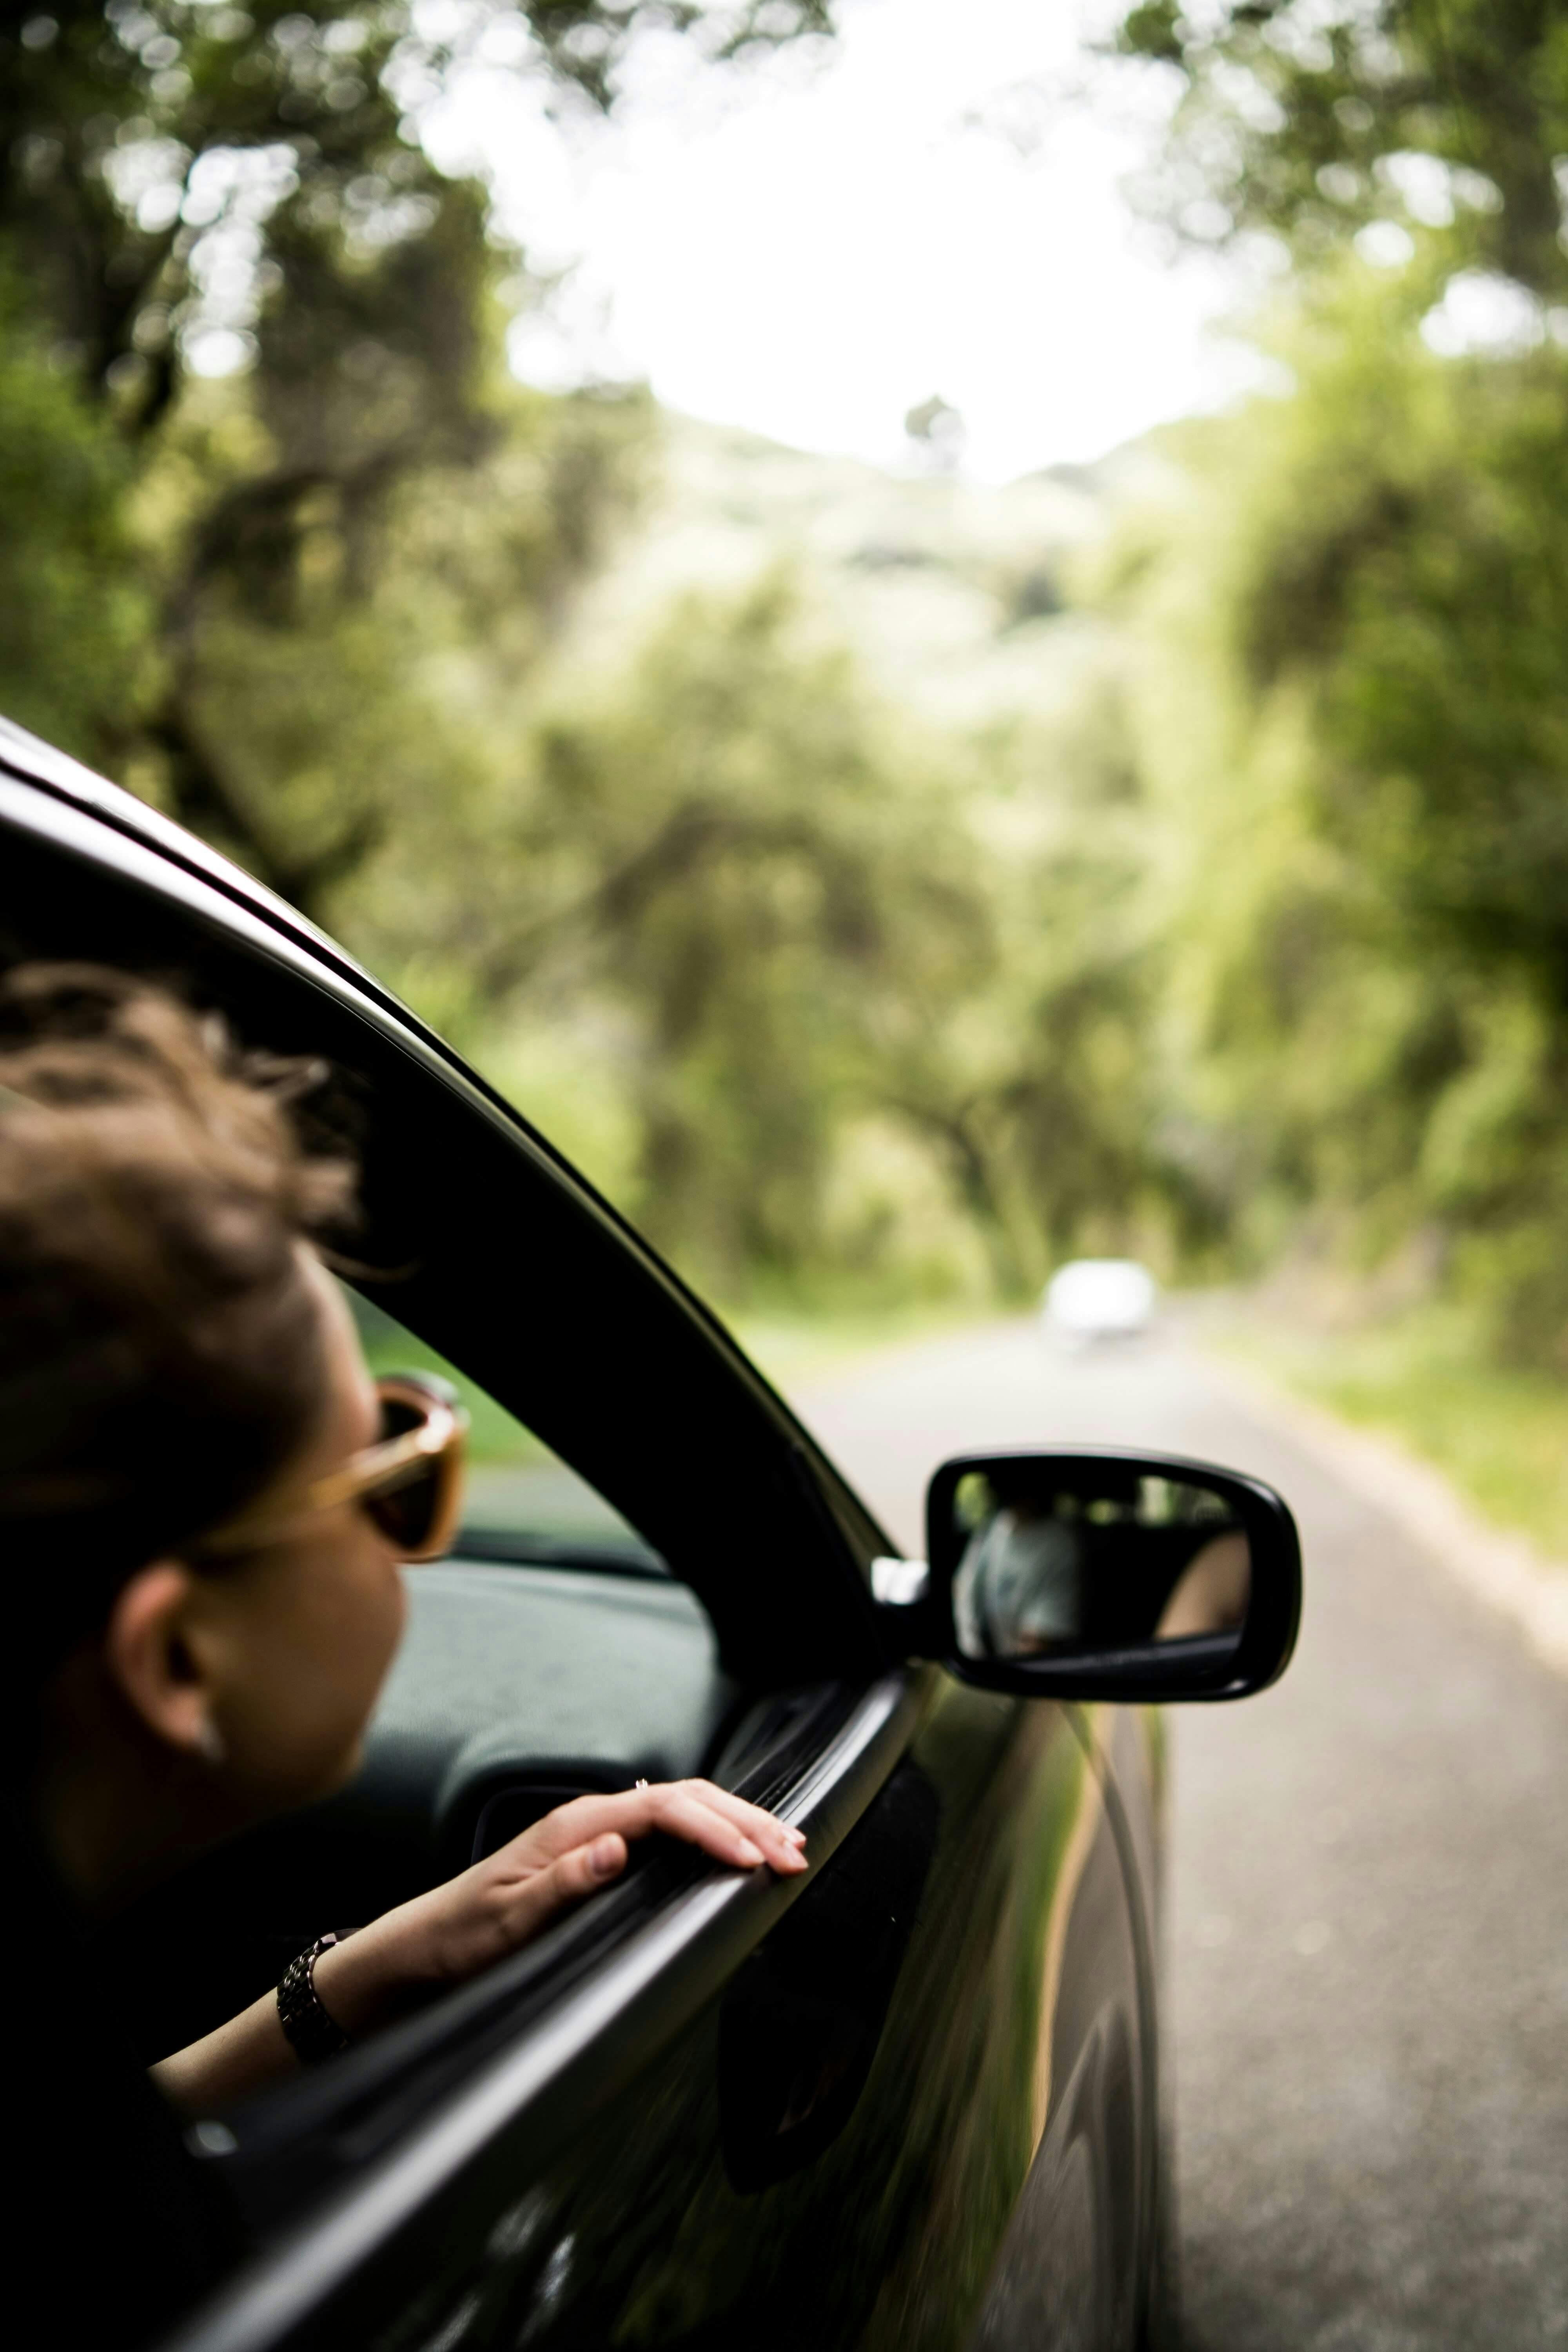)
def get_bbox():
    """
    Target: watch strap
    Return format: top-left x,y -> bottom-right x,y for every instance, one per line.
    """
277,1931 -> 352,2062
